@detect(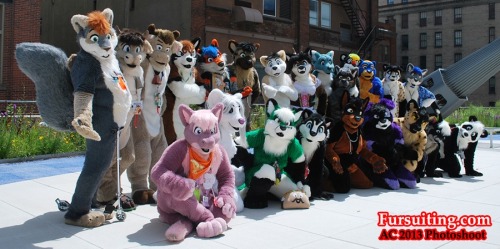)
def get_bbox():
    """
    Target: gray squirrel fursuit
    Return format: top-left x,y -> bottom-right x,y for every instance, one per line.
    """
16,8 -> 131,227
